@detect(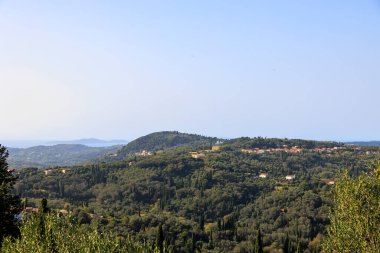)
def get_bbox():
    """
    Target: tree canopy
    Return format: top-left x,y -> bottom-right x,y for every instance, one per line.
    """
323,167 -> 380,252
